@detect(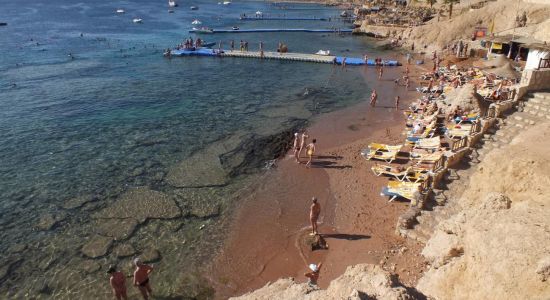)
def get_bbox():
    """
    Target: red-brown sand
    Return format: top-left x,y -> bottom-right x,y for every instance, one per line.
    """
208,62 -> 427,299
